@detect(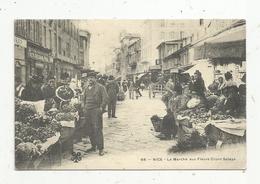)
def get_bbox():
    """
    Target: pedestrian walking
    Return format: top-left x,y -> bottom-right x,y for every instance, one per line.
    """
82,72 -> 108,156
128,80 -> 135,100
106,75 -> 119,118
122,80 -> 128,93
134,77 -> 142,99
